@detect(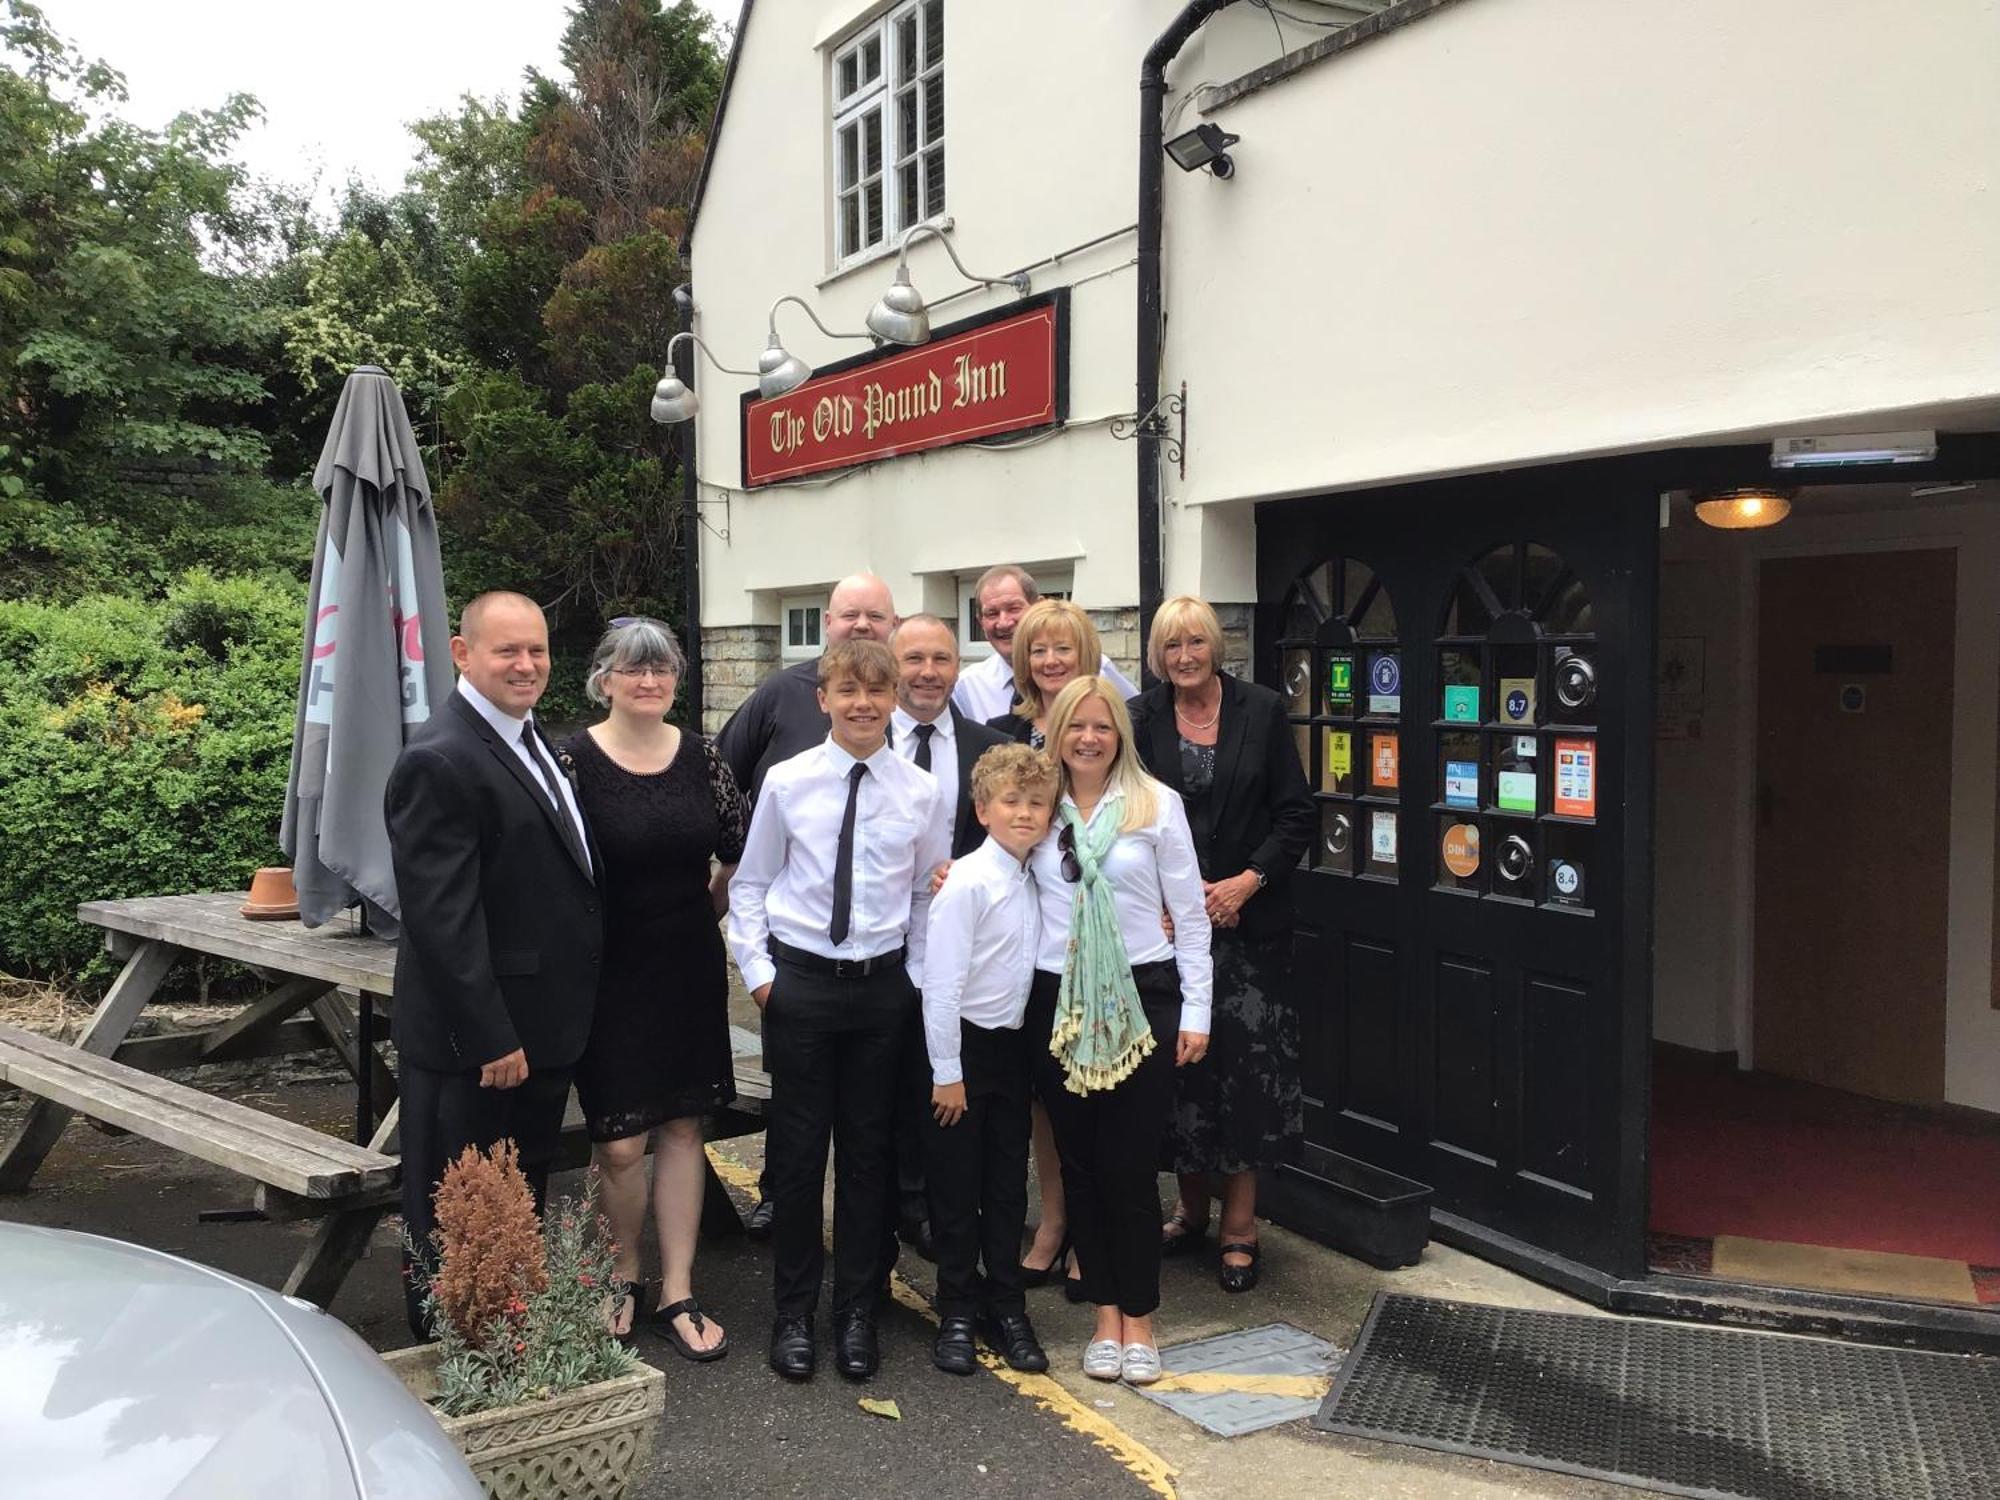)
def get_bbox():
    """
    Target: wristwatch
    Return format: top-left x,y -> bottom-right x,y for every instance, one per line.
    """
1247,864 -> 1268,890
